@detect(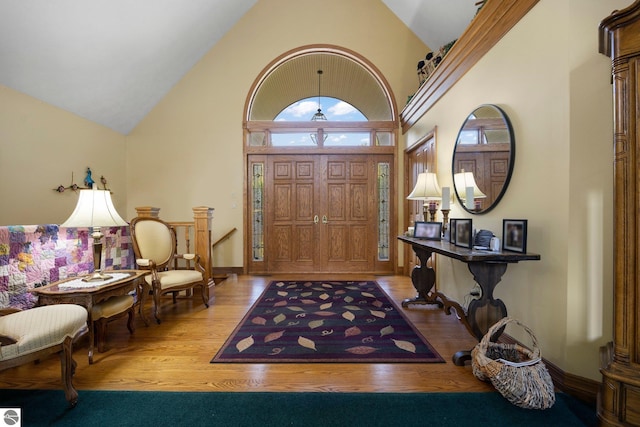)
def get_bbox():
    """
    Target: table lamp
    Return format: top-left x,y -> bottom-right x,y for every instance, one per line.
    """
60,184 -> 128,281
407,172 -> 441,221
